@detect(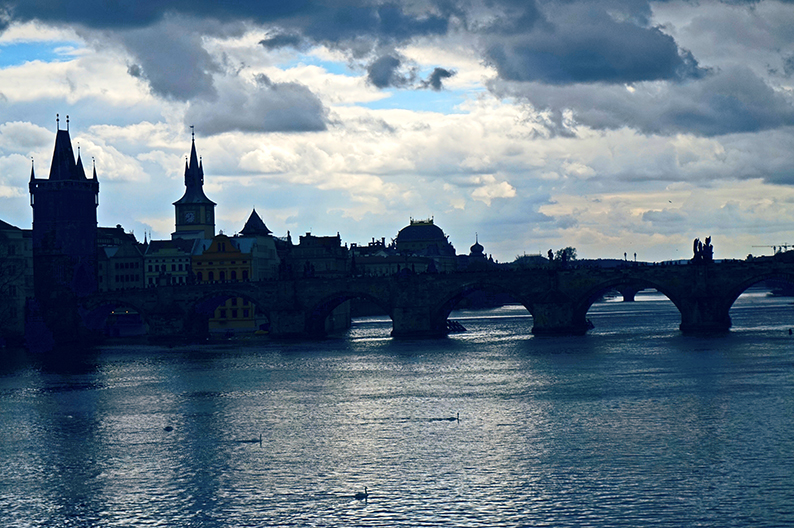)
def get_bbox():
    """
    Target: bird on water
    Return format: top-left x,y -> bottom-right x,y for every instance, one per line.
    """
354,487 -> 368,501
